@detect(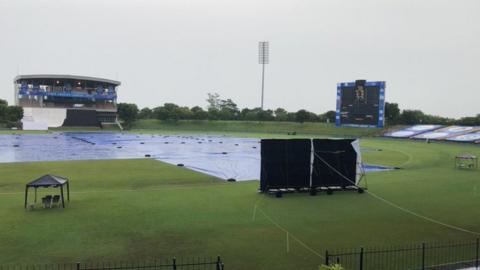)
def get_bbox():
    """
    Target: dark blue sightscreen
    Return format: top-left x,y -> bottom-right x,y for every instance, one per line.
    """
260,139 -> 358,191
260,139 -> 311,191
335,80 -> 385,128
